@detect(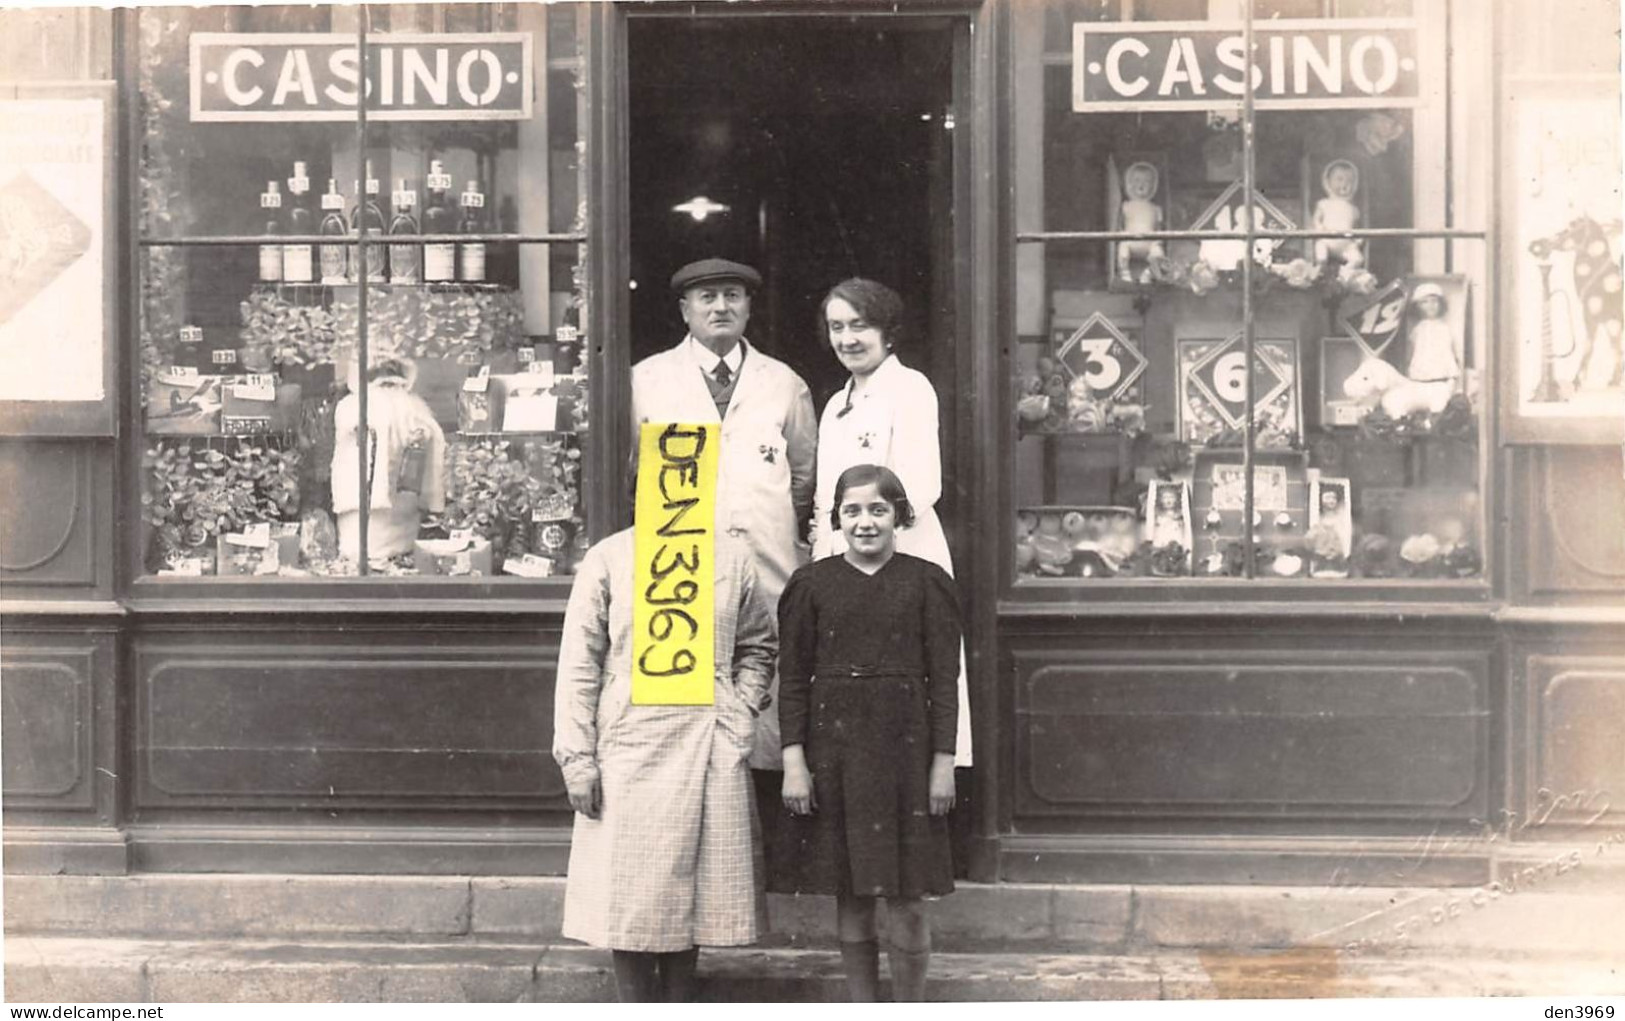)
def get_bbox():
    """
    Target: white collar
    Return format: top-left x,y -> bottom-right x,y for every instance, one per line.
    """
845,352 -> 901,400
686,335 -> 746,376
